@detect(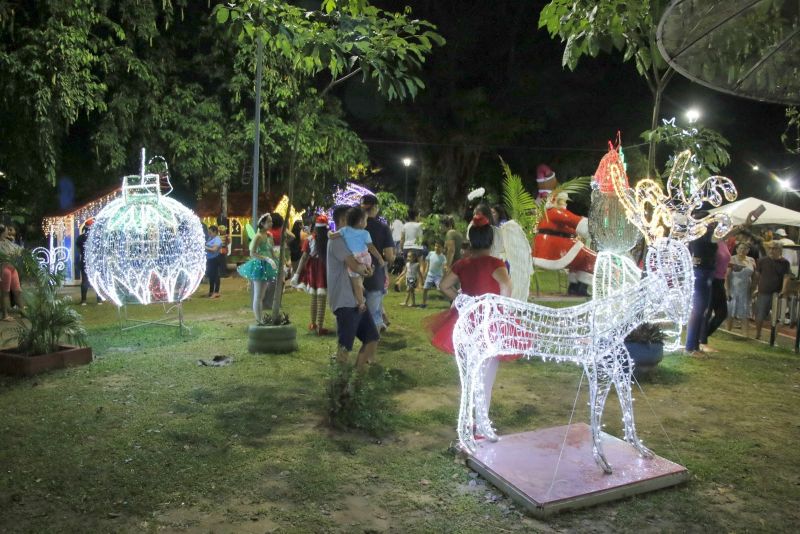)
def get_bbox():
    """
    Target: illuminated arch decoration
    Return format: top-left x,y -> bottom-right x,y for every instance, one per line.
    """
325,182 -> 378,229
453,150 -> 737,473
333,182 -> 375,207
85,150 -> 205,307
